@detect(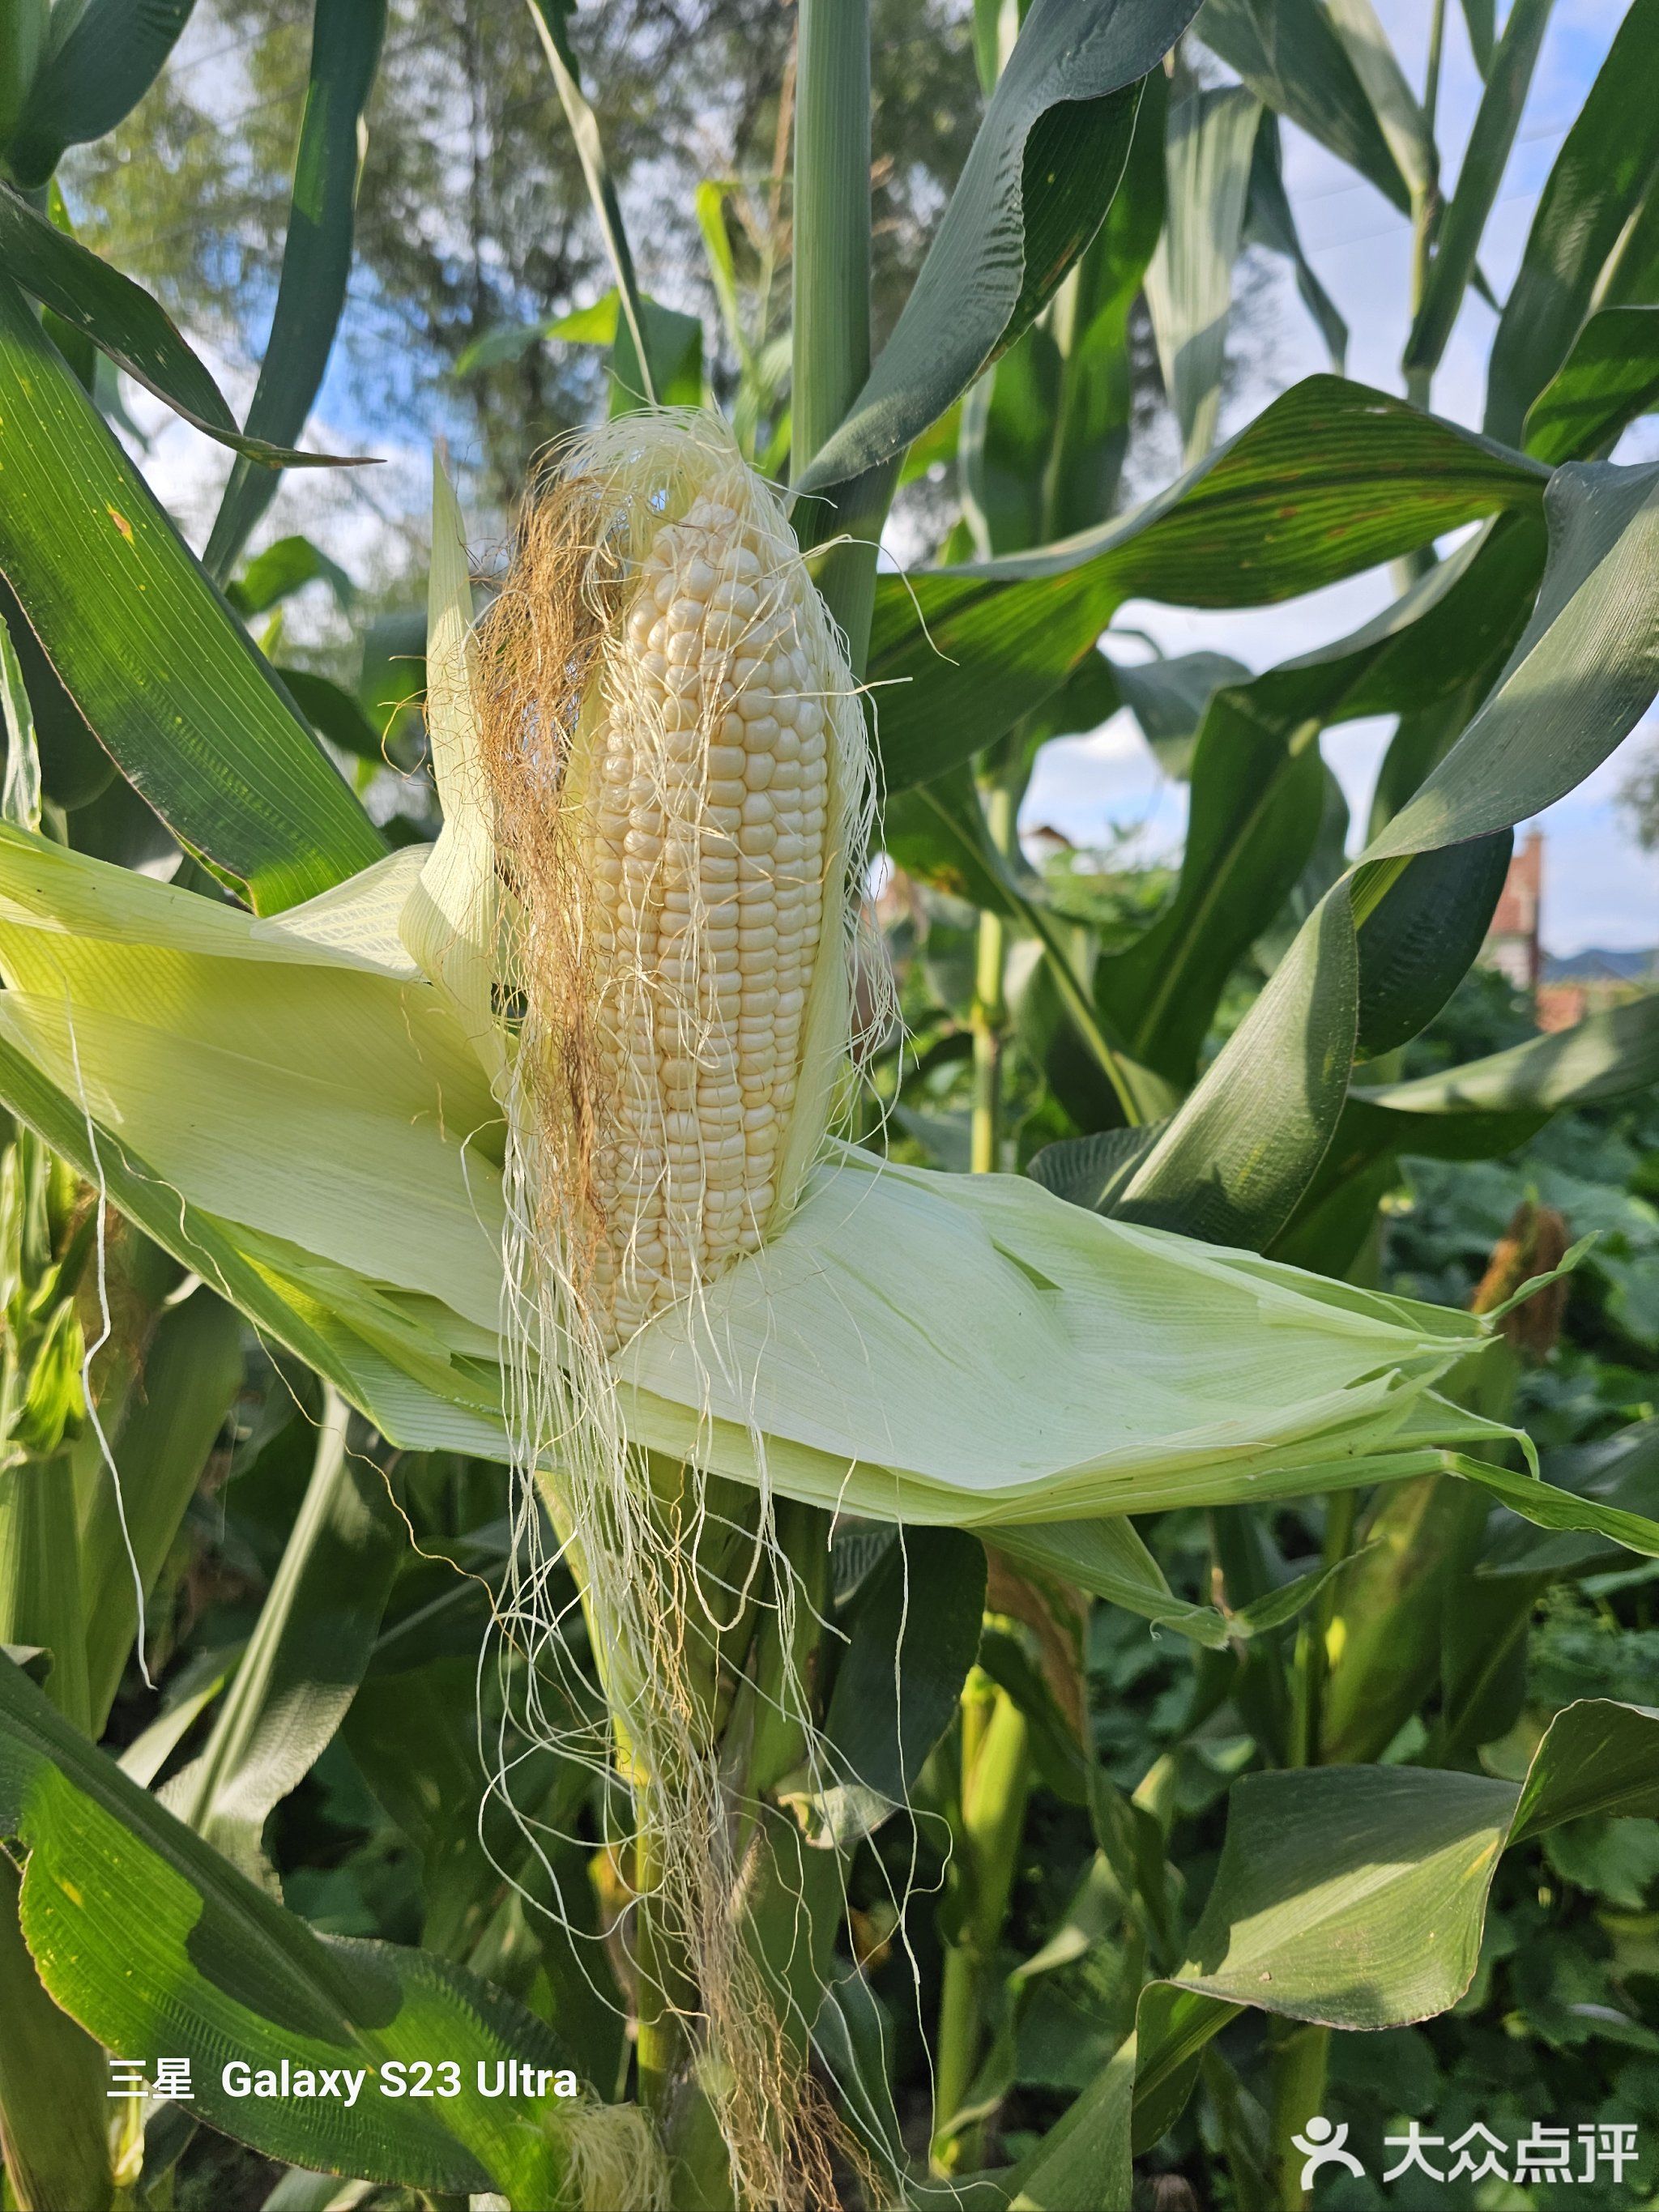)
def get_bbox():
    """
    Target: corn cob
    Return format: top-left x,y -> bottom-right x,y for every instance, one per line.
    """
477,411 -> 869,1351
473,412 -> 876,2211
